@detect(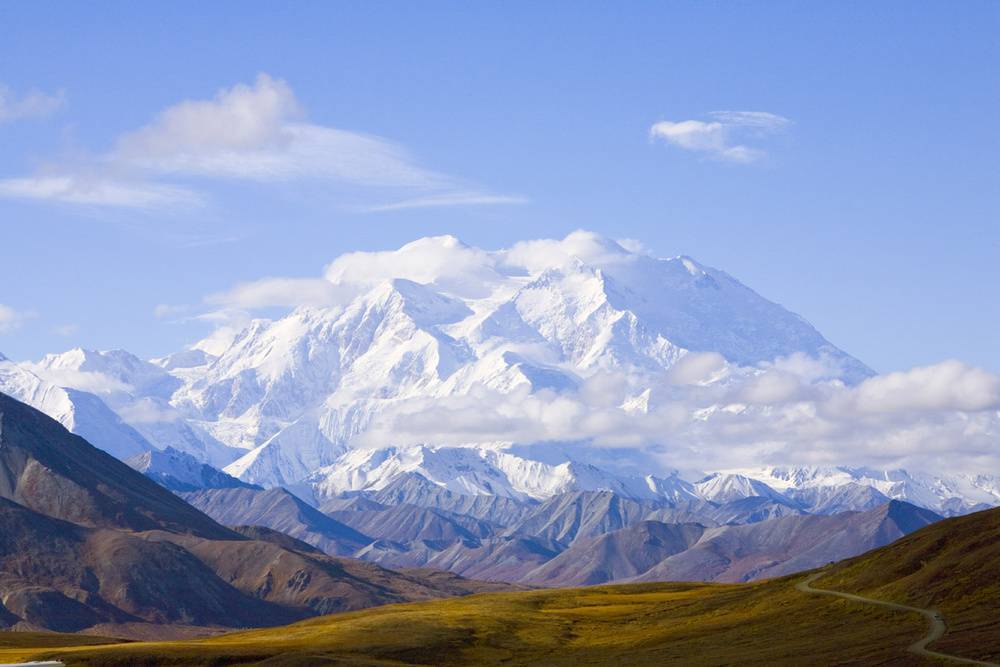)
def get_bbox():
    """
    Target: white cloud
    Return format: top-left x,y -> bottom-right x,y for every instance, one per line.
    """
365,192 -> 529,212
116,398 -> 183,424
23,365 -> 132,395
837,360 -> 1000,414
503,230 -> 635,275
0,304 -> 36,332
153,303 -> 189,319
115,73 -> 301,161
114,75 -> 446,188
708,111 -> 790,129
324,235 -> 504,298
206,277 -> 355,310
667,352 -> 729,385
0,84 -> 64,123
0,73 -> 519,211
52,323 -> 79,337
350,356 -> 1000,475
0,175 -> 202,209
650,110 -> 789,163
206,230 -> 635,315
